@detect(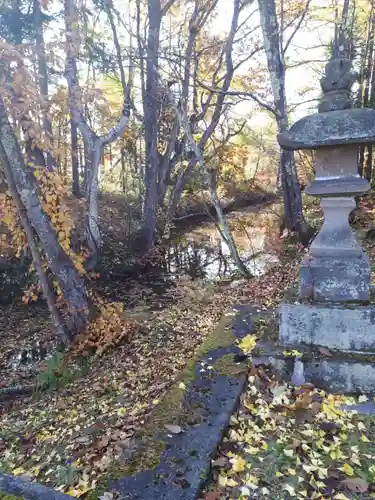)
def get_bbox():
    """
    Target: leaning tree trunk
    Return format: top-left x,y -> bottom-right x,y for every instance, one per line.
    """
0,98 -> 90,337
180,99 -> 251,278
0,145 -> 69,343
258,0 -> 312,245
